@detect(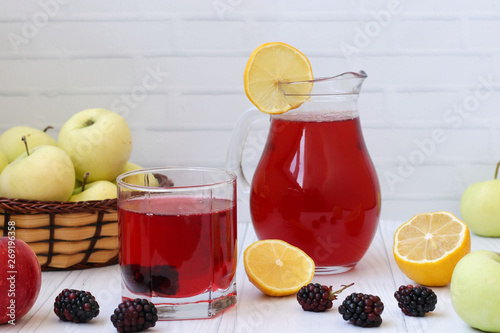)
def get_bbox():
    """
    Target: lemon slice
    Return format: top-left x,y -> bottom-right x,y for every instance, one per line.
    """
393,211 -> 471,286
243,239 -> 315,296
244,42 -> 313,114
